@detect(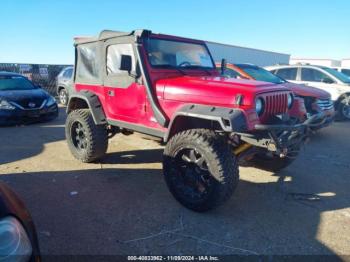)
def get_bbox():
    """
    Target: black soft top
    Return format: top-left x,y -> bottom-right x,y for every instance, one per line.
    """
74,30 -> 148,45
